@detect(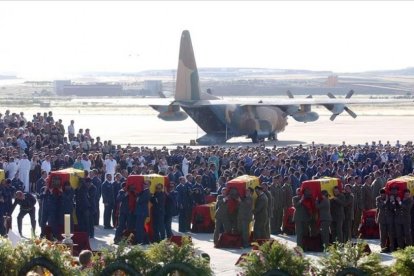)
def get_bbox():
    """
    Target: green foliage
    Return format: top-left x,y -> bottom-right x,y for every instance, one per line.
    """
239,241 -> 311,276
147,237 -> 212,276
317,241 -> 384,276
390,246 -> 414,276
92,239 -> 156,275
